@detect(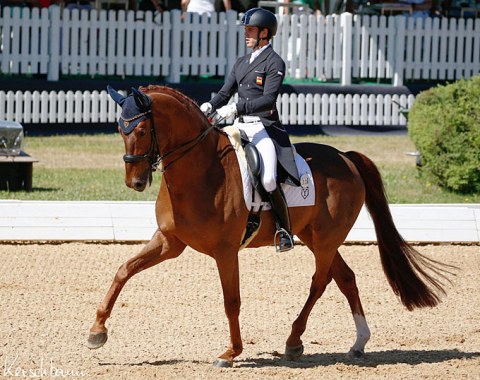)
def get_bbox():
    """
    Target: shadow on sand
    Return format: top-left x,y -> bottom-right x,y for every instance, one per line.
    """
236,349 -> 480,369
98,349 -> 480,369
